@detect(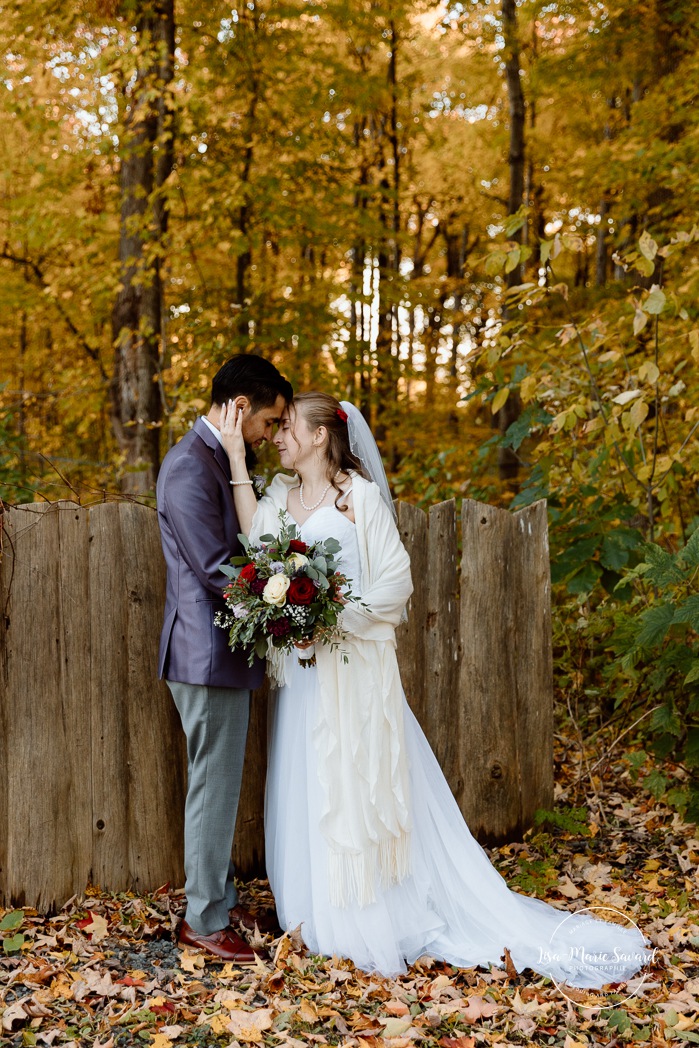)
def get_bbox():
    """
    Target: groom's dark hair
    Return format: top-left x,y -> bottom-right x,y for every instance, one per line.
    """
211,354 -> 293,411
